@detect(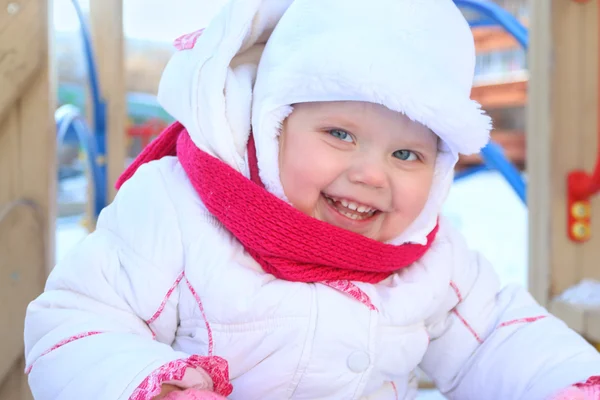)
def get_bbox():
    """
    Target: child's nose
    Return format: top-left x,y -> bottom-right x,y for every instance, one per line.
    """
347,158 -> 388,190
